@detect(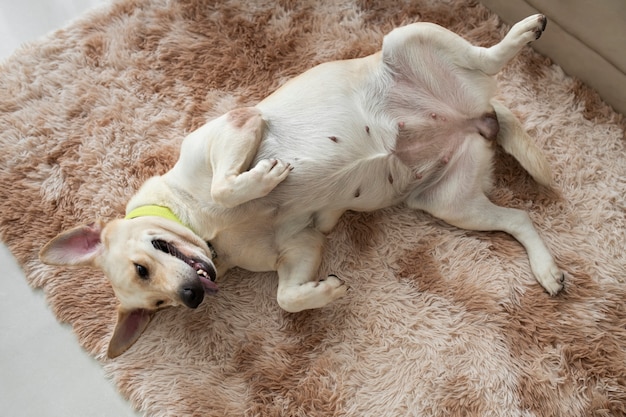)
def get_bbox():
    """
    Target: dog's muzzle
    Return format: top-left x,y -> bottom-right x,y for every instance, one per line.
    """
152,239 -> 219,308
179,279 -> 206,309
